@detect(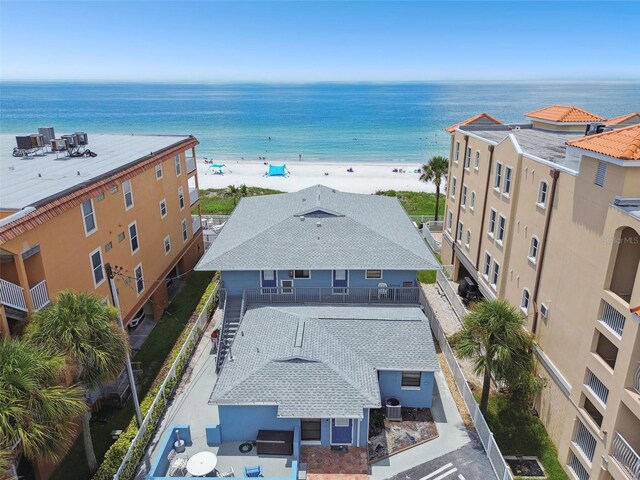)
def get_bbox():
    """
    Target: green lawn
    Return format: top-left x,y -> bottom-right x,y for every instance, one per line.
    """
418,252 -> 443,284
198,186 -> 283,214
375,190 -> 445,217
51,271 -> 214,480
480,393 -> 568,480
